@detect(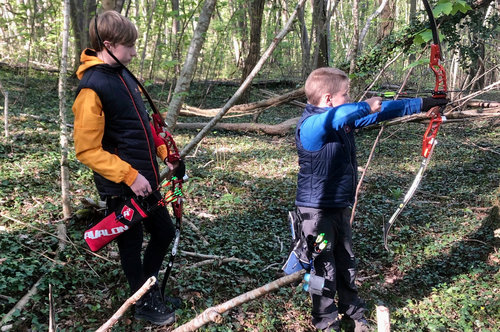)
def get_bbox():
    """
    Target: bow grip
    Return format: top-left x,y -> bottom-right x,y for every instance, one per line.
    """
422,114 -> 443,158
